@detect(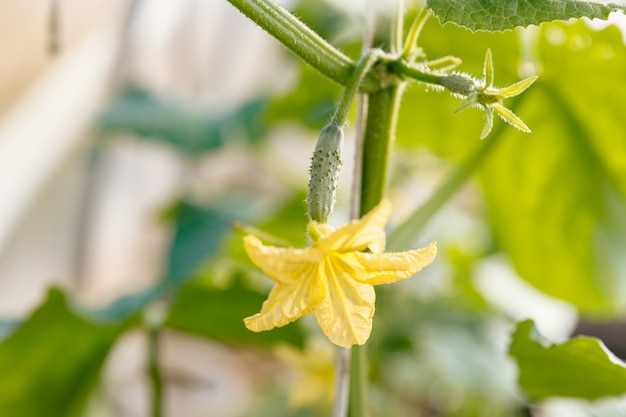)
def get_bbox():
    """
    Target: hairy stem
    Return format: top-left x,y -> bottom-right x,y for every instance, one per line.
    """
387,60 -> 445,85
226,0 -> 380,91
331,50 -> 382,127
